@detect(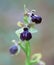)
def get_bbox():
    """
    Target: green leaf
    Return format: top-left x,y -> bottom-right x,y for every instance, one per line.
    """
15,28 -> 23,38
30,53 -> 42,64
29,28 -> 38,33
